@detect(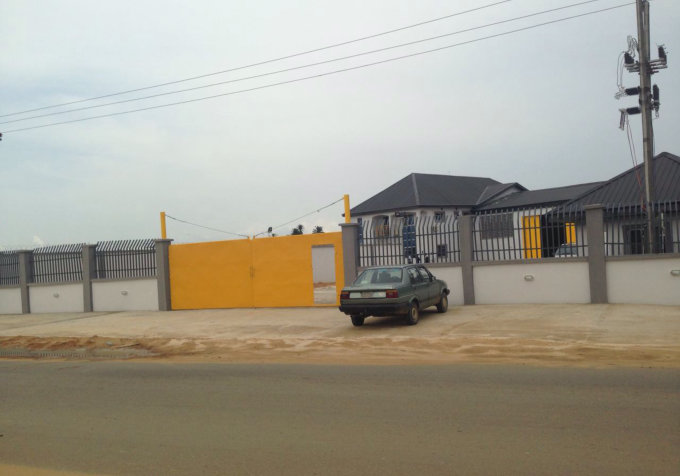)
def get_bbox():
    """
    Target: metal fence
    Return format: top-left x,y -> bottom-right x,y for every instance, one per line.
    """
0,252 -> 20,286
472,206 -> 587,261
31,244 -> 84,283
358,215 -> 460,267
95,239 -> 157,279
604,201 -> 680,255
